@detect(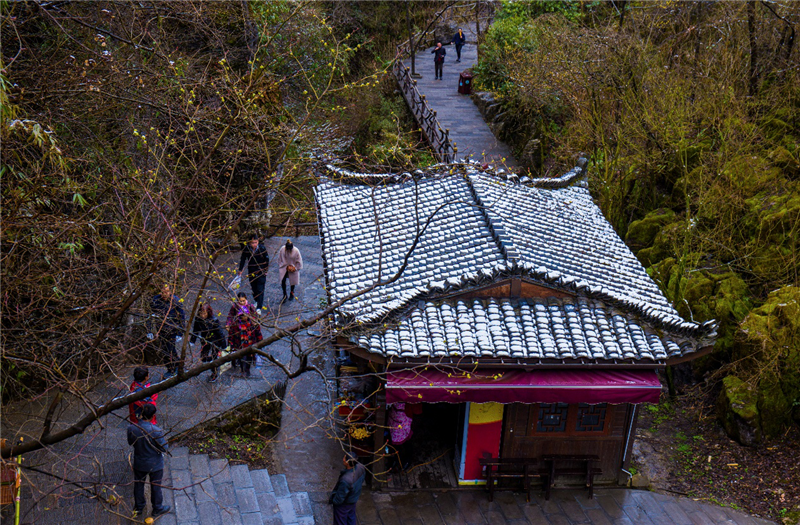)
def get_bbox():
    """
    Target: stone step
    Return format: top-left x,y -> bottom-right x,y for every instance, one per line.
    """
160,451 -> 314,524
